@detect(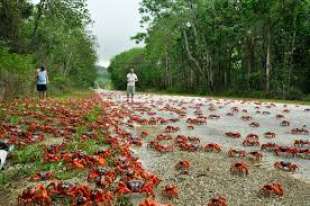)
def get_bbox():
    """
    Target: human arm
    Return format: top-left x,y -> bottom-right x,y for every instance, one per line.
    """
46,71 -> 49,84
135,74 -> 138,82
